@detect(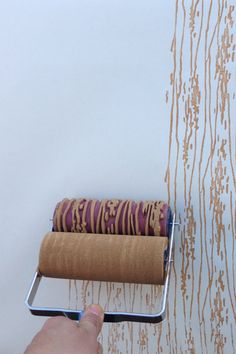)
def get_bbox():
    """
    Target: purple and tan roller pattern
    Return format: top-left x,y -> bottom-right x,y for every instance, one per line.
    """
52,198 -> 172,237
38,198 -> 172,284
